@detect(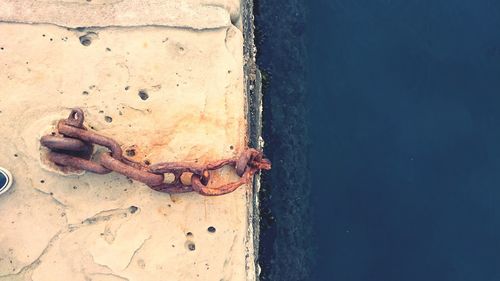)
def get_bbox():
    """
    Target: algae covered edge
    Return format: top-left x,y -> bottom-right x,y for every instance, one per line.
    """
242,0 -> 264,279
